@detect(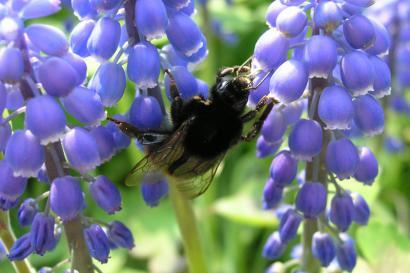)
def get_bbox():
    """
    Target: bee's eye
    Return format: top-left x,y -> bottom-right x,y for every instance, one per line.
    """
217,80 -> 229,91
